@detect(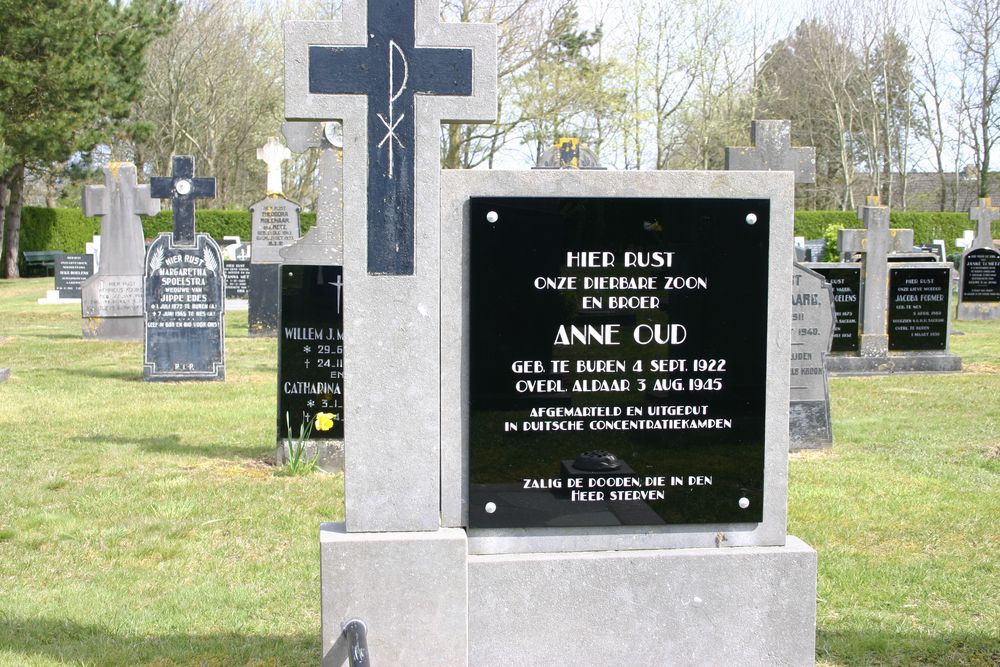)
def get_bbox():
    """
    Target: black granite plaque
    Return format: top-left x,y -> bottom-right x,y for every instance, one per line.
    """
143,234 -> 225,380
278,265 -> 344,439
960,248 -> 1000,302
54,253 -> 94,299
468,197 -> 770,529
888,266 -> 950,351
810,266 -> 861,352
888,253 -> 937,263
224,260 -> 250,299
